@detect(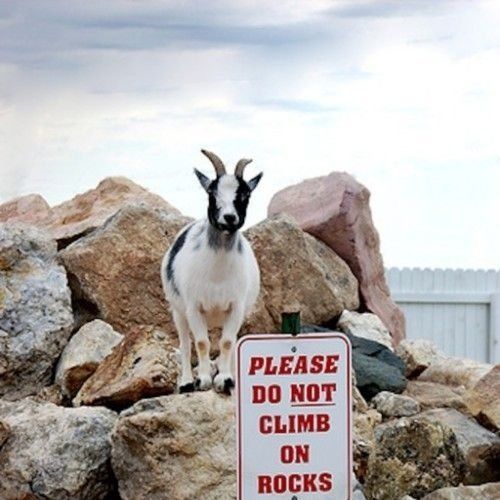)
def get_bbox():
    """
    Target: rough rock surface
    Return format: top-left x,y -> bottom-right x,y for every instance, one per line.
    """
268,172 -> 405,344
404,381 -> 467,412
418,358 -> 492,390
111,392 -> 235,500
372,391 -> 420,418
396,340 -> 445,378
337,310 -> 393,350
365,415 -> 465,499
55,320 -> 124,397
243,214 -> 360,333
0,398 -> 117,499
354,408 -> 382,483
0,224 -> 74,399
465,365 -> 500,432
422,482 -> 500,499
74,326 -> 179,409
60,203 -> 191,336
43,176 -> 179,244
0,194 -> 51,224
